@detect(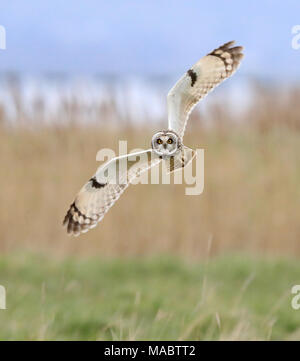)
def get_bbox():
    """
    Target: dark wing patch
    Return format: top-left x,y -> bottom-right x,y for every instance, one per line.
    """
89,177 -> 106,189
187,69 -> 197,87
